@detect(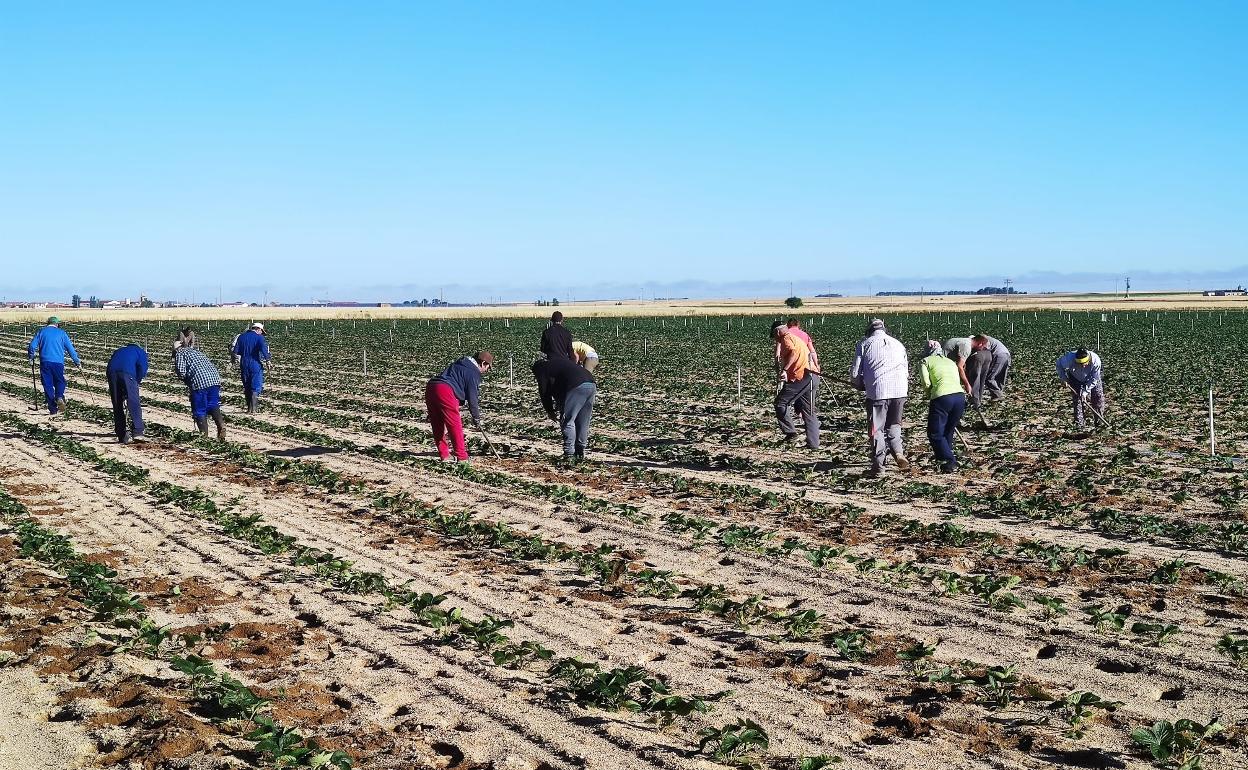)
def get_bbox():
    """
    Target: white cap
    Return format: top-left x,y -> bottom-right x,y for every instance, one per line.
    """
250,322 -> 264,332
